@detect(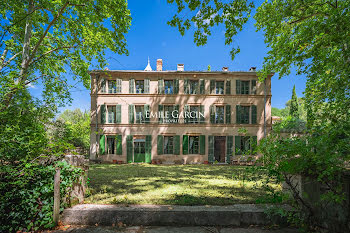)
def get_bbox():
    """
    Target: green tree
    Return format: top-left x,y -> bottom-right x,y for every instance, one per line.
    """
289,85 -> 299,118
0,0 -> 131,111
